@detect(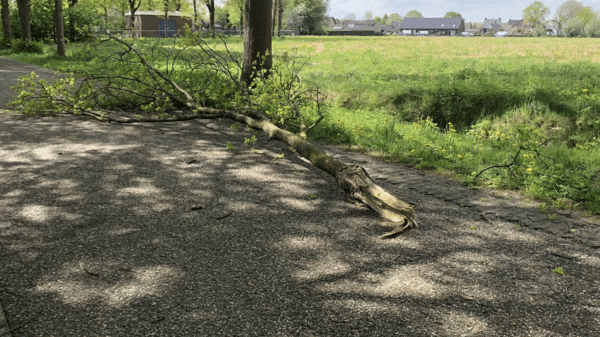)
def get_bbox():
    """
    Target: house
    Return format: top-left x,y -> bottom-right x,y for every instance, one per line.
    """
482,18 -> 502,35
398,17 -> 465,36
328,20 -> 382,36
544,20 -> 559,35
506,19 -> 533,36
125,11 -> 193,38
